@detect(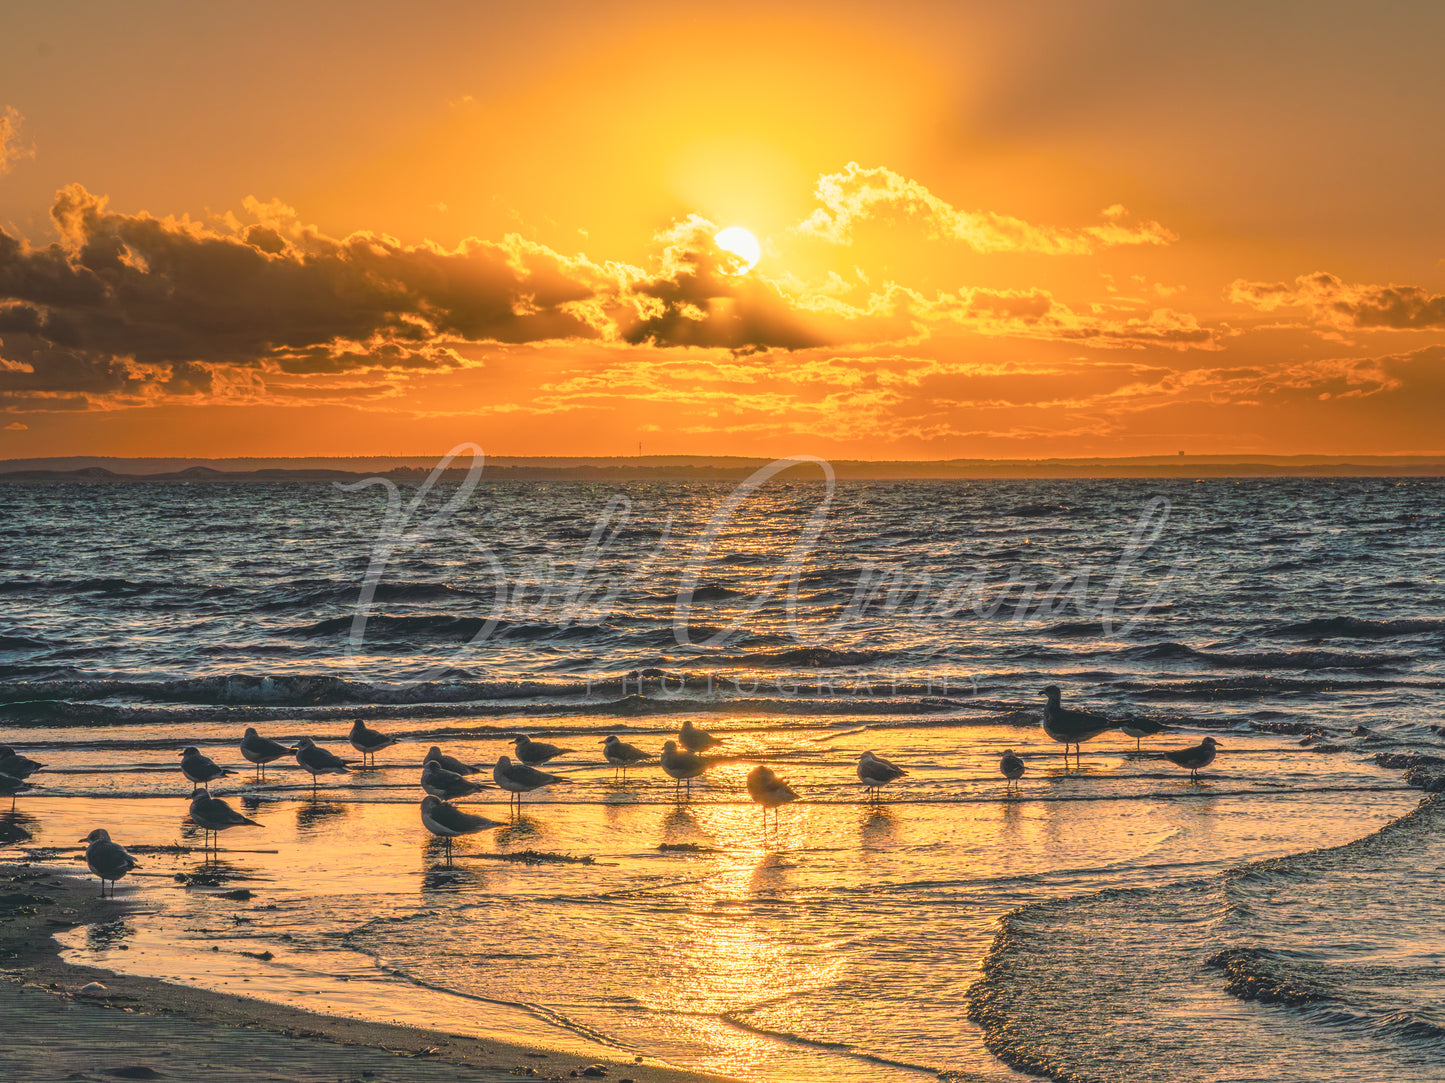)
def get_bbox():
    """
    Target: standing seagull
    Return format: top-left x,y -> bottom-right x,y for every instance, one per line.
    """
179,747 -> 234,791
239,728 -> 294,780
513,734 -> 572,766
188,788 -> 261,857
1000,750 -> 1026,794
857,751 -> 907,800
0,745 -> 44,780
1164,736 -> 1220,782
81,828 -> 139,898
0,772 -> 34,810
659,740 -> 709,799
1041,686 -> 1120,769
602,735 -> 652,780
747,765 -> 799,826
423,746 -> 481,775
349,718 -> 398,767
419,795 -> 503,864
1120,717 -> 1167,754
293,737 -> 351,797
680,720 -> 722,754
421,760 -> 486,800
493,755 -> 568,815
